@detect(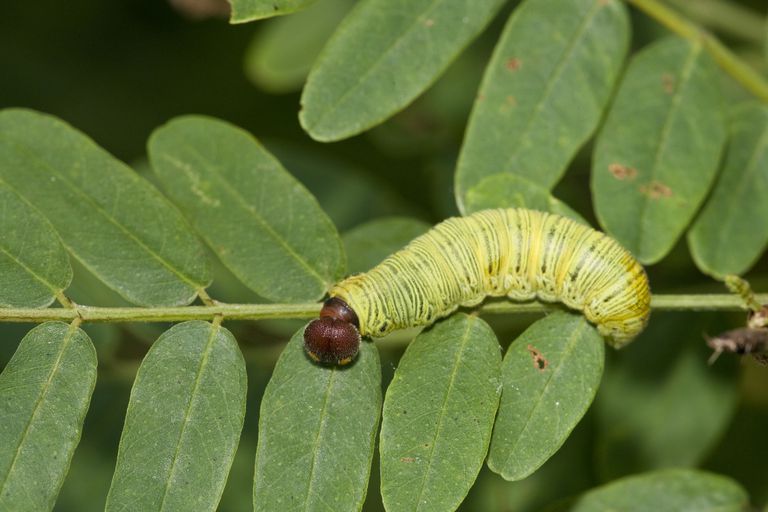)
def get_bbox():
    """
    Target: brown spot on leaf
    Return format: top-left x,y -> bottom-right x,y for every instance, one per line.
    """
476,93 -> 486,102
639,181 -> 673,199
527,344 -> 548,371
423,18 -> 434,27
608,163 -> 638,180
662,73 -> 675,94
506,57 -> 522,71
400,457 -> 416,463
